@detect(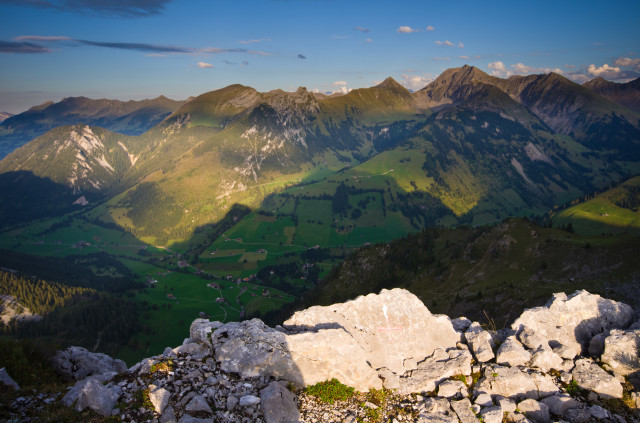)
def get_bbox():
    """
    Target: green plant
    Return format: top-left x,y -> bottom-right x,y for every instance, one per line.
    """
565,379 -> 581,396
305,378 -> 356,403
365,387 -> 391,406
